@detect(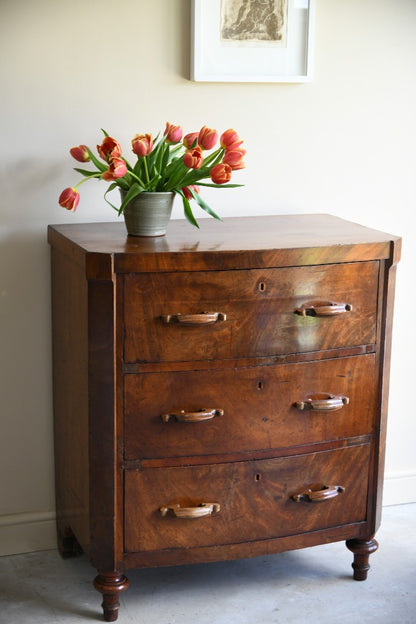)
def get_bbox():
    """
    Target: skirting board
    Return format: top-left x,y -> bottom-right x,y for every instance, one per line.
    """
1,474 -> 415,556
0,511 -> 56,557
